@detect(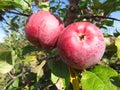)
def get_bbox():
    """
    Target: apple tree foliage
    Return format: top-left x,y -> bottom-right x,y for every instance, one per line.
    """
0,0 -> 120,90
